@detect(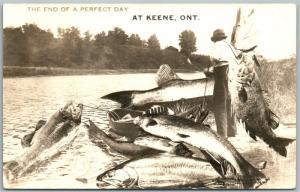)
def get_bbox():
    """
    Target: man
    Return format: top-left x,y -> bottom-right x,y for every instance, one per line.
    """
210,29 -> 239,138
